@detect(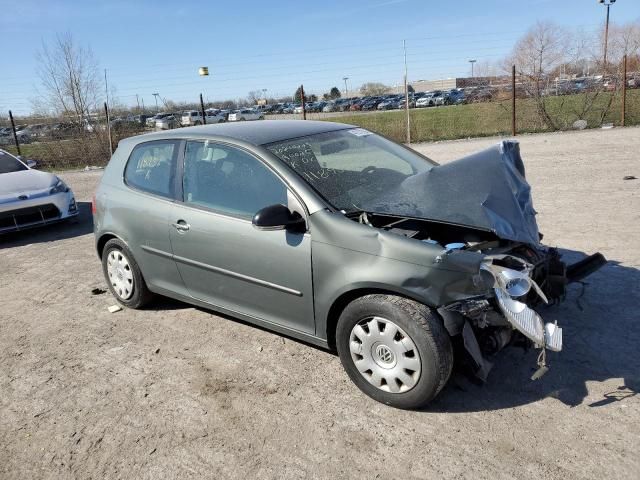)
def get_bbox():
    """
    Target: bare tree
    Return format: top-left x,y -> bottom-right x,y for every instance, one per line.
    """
359,82 -> 390,96
472,59 -> 500,78
508,21 -> 568,128
35,33 -> 100,121
608,20 -> 640,68
247,90 -> 264,104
